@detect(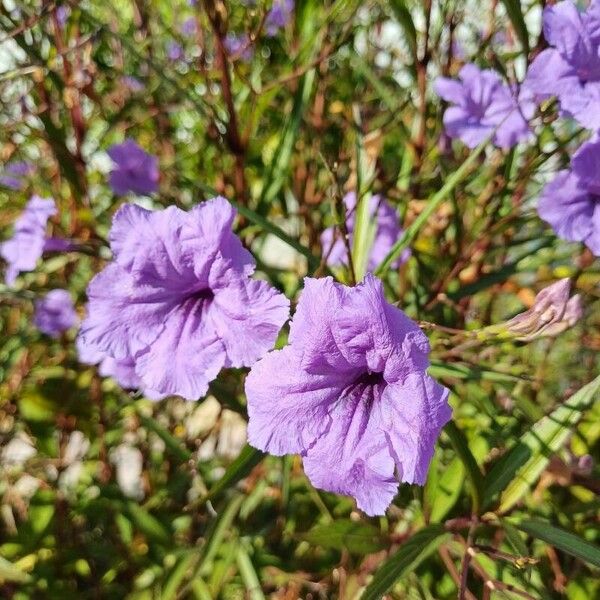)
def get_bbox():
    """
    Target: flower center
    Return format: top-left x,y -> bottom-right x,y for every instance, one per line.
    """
191,288 -> 215,303
354,370 -> 385,388
340,370 -> 386,412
